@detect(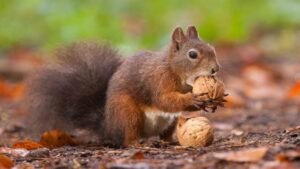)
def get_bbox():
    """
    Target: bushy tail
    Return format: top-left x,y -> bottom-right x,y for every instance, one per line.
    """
24,42 -> 122,136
